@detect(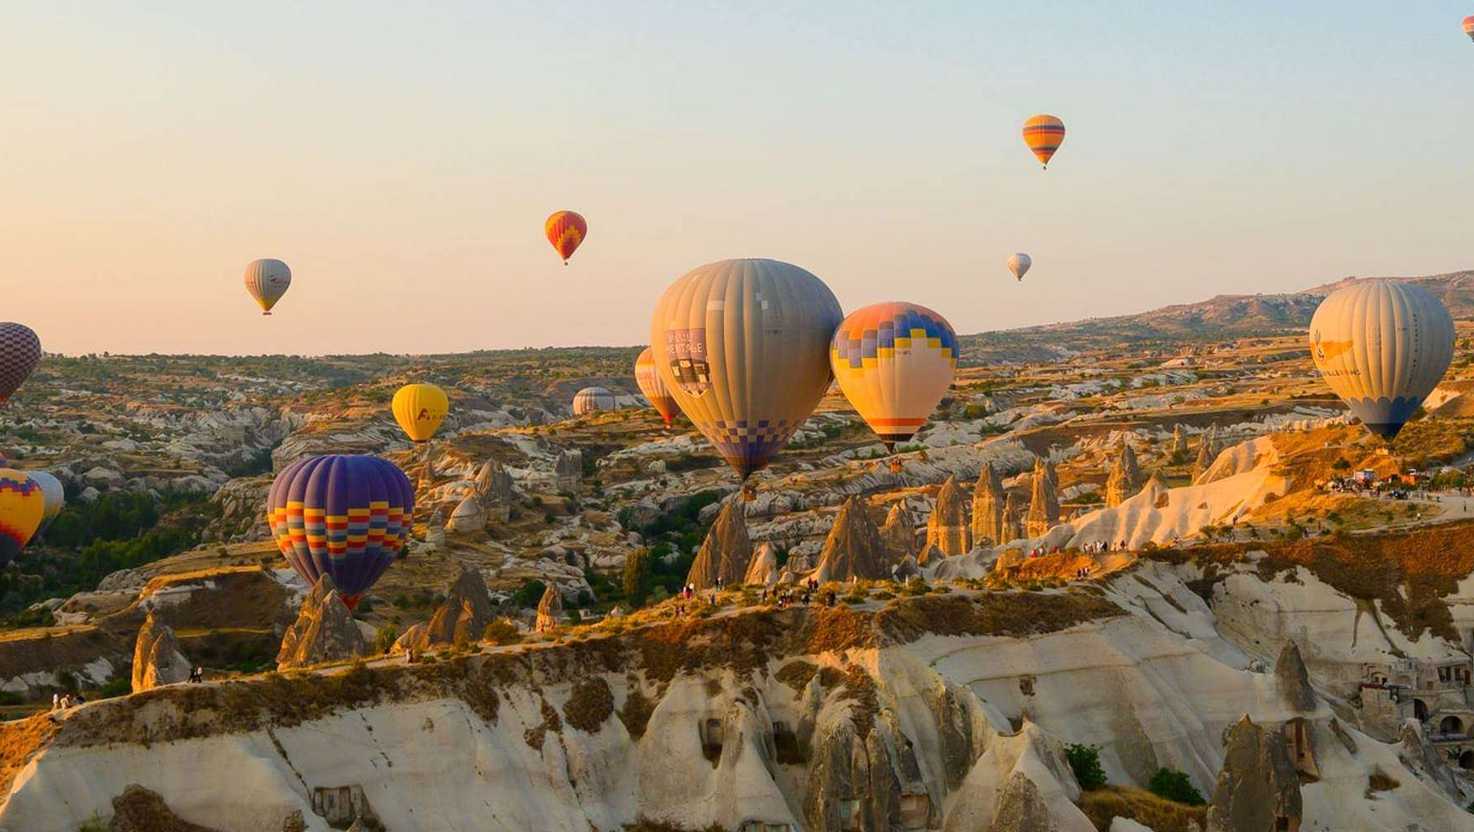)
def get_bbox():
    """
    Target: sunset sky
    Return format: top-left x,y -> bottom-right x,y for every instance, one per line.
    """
3,1 -> 1472,355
